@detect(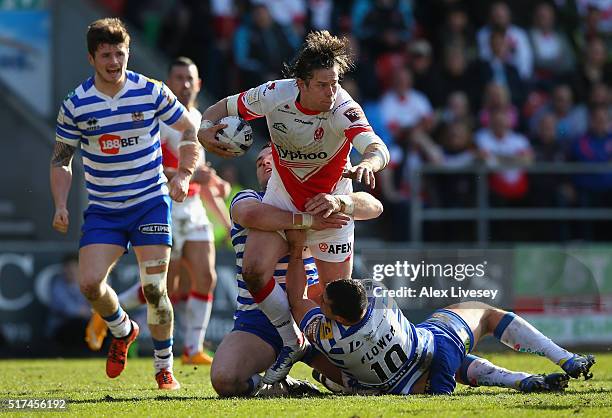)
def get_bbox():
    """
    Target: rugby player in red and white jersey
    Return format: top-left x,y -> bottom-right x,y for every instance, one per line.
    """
197,31 -> 390,383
